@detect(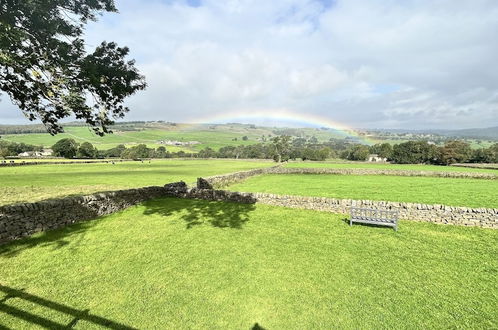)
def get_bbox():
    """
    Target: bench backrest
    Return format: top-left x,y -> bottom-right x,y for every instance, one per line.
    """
351,207 -> 398,222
